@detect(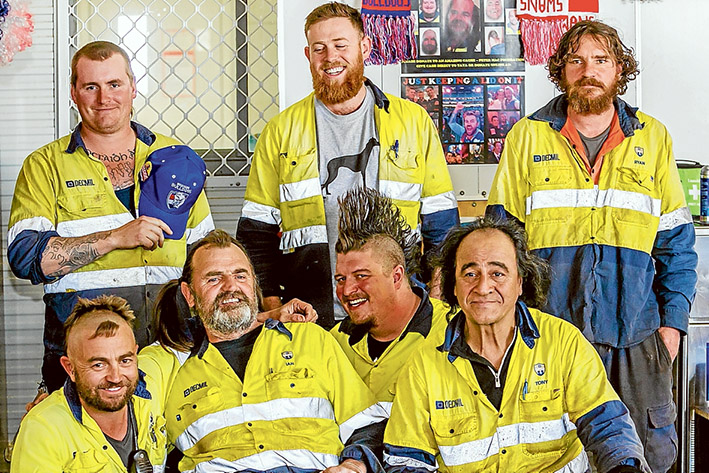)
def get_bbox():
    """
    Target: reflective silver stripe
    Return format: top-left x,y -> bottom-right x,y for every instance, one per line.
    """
339,403 -> 389,444
420,191 -> 457,215
244,396 -> 333,423
554,450 -> 590,473
241,200 -> 281,225
175,405 -> 245,452
280,177 -> 320,202
56,212 -> 133,236
43,266 -> 181,293
8,216 -> 56,247
185,450 -> 339,473
384,452 -> 438,472
153,465 -> 166,473
439,413 -> 576,466
380,401 -> 392,418
186,213 -> 215,244
380,180 -> 422,203
177,397 -> 334,451
526,187 -> 661,218
658,206 -> 693,232
280,225 -> 327,250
